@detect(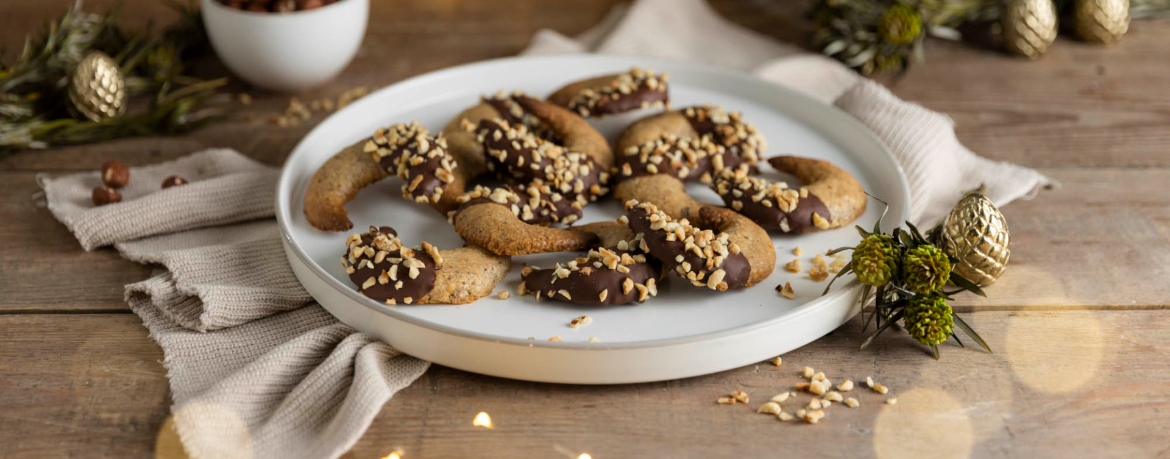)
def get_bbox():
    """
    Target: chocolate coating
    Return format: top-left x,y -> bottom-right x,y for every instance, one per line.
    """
710,166 -> 833,233
521,246 -> 662,306
625,203 -> 750,291
342,226 -> 437,304
560,68 -> 670,118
